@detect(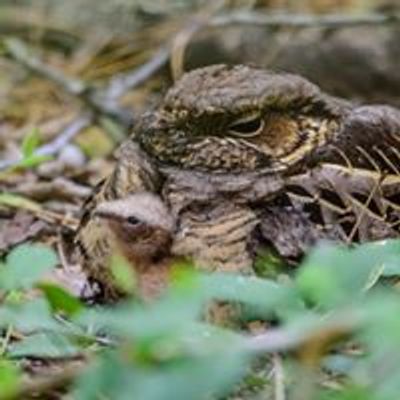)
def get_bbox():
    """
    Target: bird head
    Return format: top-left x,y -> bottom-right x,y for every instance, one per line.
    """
93,193 -> 175,264
137,64 -> 349,175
